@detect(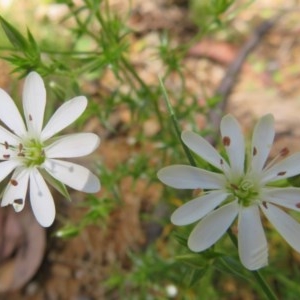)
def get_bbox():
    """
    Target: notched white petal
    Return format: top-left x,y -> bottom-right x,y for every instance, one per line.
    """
262,187 -> 300,212
262,152 -> 300,183
181,131 -> 230,172
238,205 -> 268,270
157,165 -> 225,189
45,133 -> 100,158
220,114 -> 245,177
262,203 -> 300,252
251,114 -> 274,172
0,125 -> 21,145
23,72 -> 46,135
0,160 -> 21,182
44,159 -> 100,193
188,201 -> 238,252
171,191 -> 228,226
30,169 -> 55,227
1,168 -> 29,212
0,89 -> 26,136
41,96 -> 88,141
